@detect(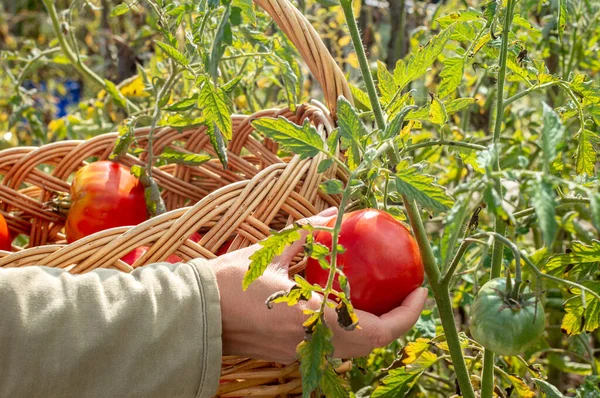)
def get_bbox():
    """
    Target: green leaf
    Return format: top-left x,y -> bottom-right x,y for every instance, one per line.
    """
541,102 -> 565,171
561,281 -> 600,335
545,240 -> 600,277
232,0 -> 256,24
349,85 -> 372,110
205,122 -> 228,168
569,74 -> 600,104
574,376 -> 600,397
163,95 -> 199,112
396,161 -> 454,212
266,284 -> 314,309
337,97 -> 367,170
243,228 -> 302,289
209,4 -> 232,82
221,75 -> 244,94
445,98 -> 477,115
252,117 -> 324,159
575,130 -> 597,176
591,194 -> 600,233
439,57 -> 464,98
317,158 -> 334,173
110,118 -> 136,161
159,147 -> 211,166
104,79 -> 127,110
371,369 -> 421,398
320,179 -> 344,195
428,94 -> 447,125
297,318 -> 334,397
533,378 -> 565,397
266,53 -> 299,111
394,26 -> 454,91
530,177 -> 557,248
436,10 -> 482,29
199,82 -> 233,140
163,114 -> 205,129
441,194 -> 470,267
557,0 -> 567,41
384,106 -> 416,140
110,3 -> 130,16
155,41 -> 189,67
378,61 -> 398,104
319,363 -> 349,398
